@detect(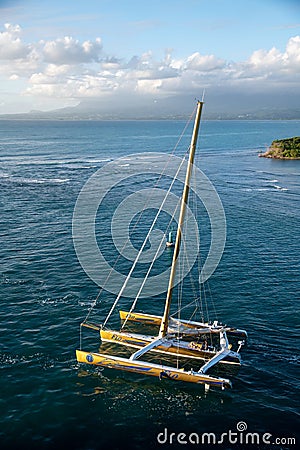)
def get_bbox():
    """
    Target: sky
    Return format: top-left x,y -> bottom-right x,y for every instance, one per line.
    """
0,0 -> 300,116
